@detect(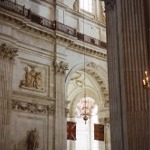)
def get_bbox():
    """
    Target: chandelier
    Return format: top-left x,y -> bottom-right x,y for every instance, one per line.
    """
143,71 -> 150,89
75,96 -> 97,124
